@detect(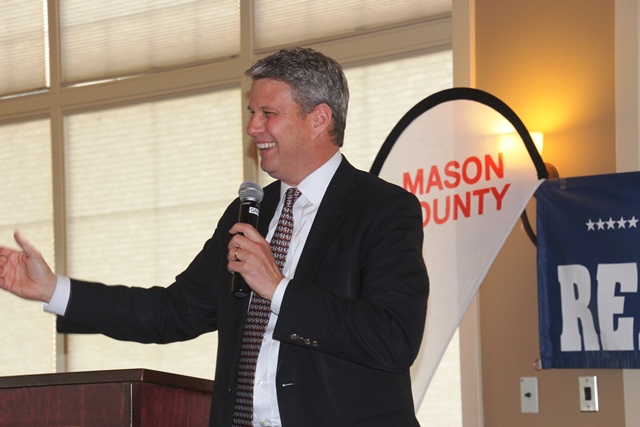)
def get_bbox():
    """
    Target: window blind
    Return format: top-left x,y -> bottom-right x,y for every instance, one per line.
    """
0,0 -> 47,96
60,0 -> 240,84
0,118 -> 55,375
64,89 -> 242,379
254,0 -> 450,49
